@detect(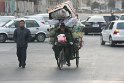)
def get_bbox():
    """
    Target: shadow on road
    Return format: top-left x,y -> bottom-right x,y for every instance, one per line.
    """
84,33 -> 100,36
102,44 -> 124,48
47,67 -> 84,81
0,40 -> 50,44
